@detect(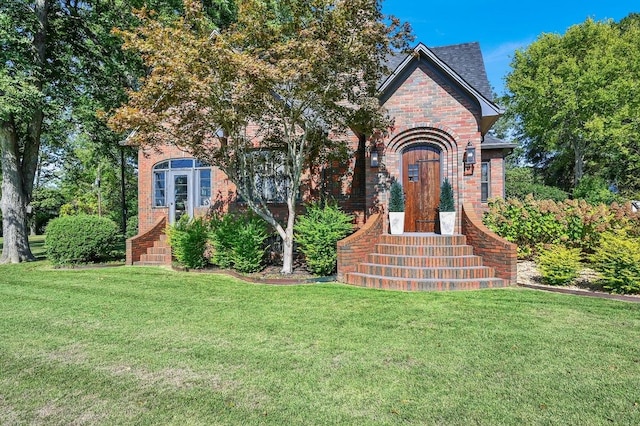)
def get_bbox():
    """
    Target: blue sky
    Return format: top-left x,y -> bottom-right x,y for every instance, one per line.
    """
382,1 -> 636,95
